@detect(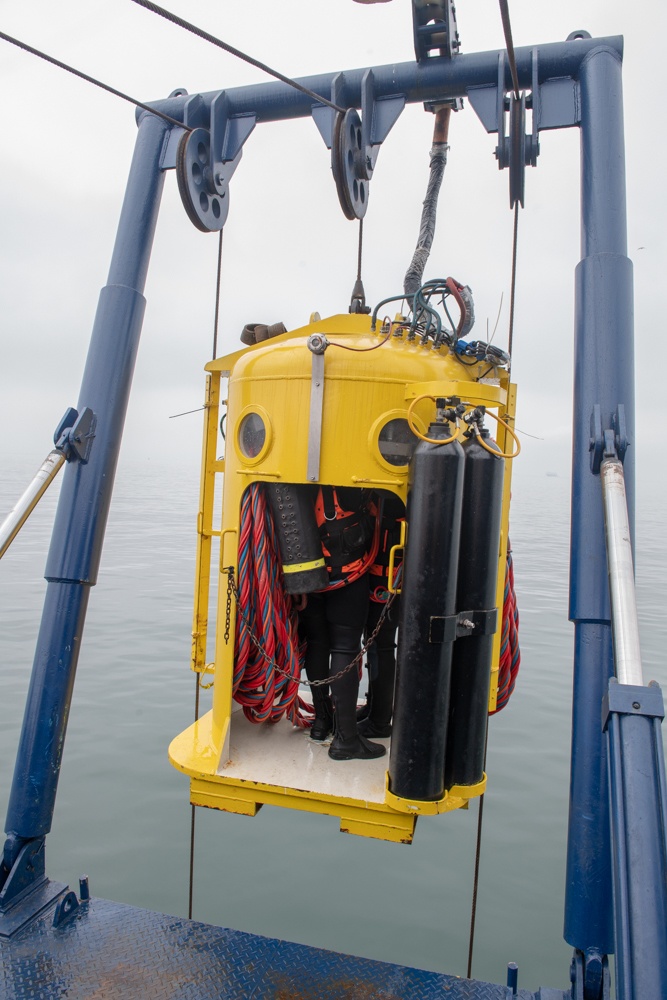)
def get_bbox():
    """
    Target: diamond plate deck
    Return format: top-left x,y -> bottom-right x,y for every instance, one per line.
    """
0,891 -> 563,999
